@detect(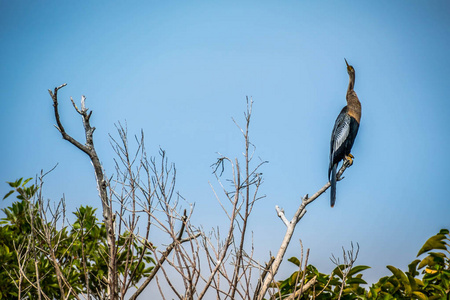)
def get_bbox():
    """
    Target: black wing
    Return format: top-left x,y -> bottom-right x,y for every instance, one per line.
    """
328,106 -> 351,179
